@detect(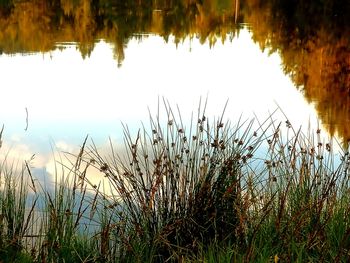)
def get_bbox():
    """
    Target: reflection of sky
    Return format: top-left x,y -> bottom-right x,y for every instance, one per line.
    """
0,28 -> 327,184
